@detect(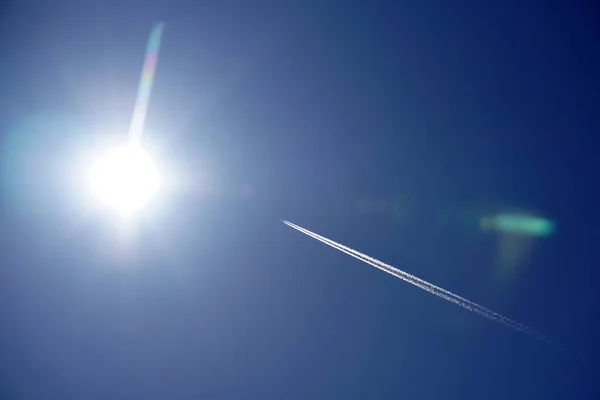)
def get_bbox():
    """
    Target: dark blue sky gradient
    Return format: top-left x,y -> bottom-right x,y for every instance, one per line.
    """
1,1 -> 599,398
